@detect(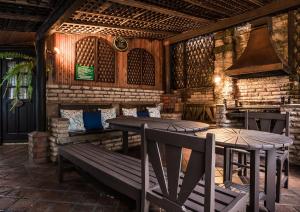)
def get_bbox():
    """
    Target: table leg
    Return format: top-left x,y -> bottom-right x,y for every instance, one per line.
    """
122,131 -> 128,154
223,147 -> 232,183
264,149 -> 276,212
249,150 -> 260,212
